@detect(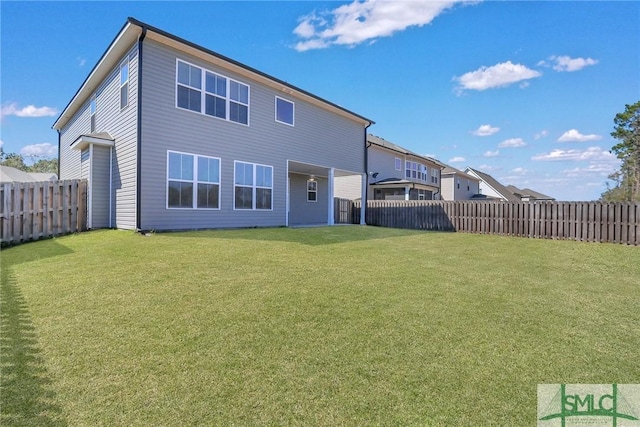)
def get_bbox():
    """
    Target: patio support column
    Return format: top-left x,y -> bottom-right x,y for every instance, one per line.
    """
405,186 -> 410,200
327,168 -> 335,225
360,173 -> 367,225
